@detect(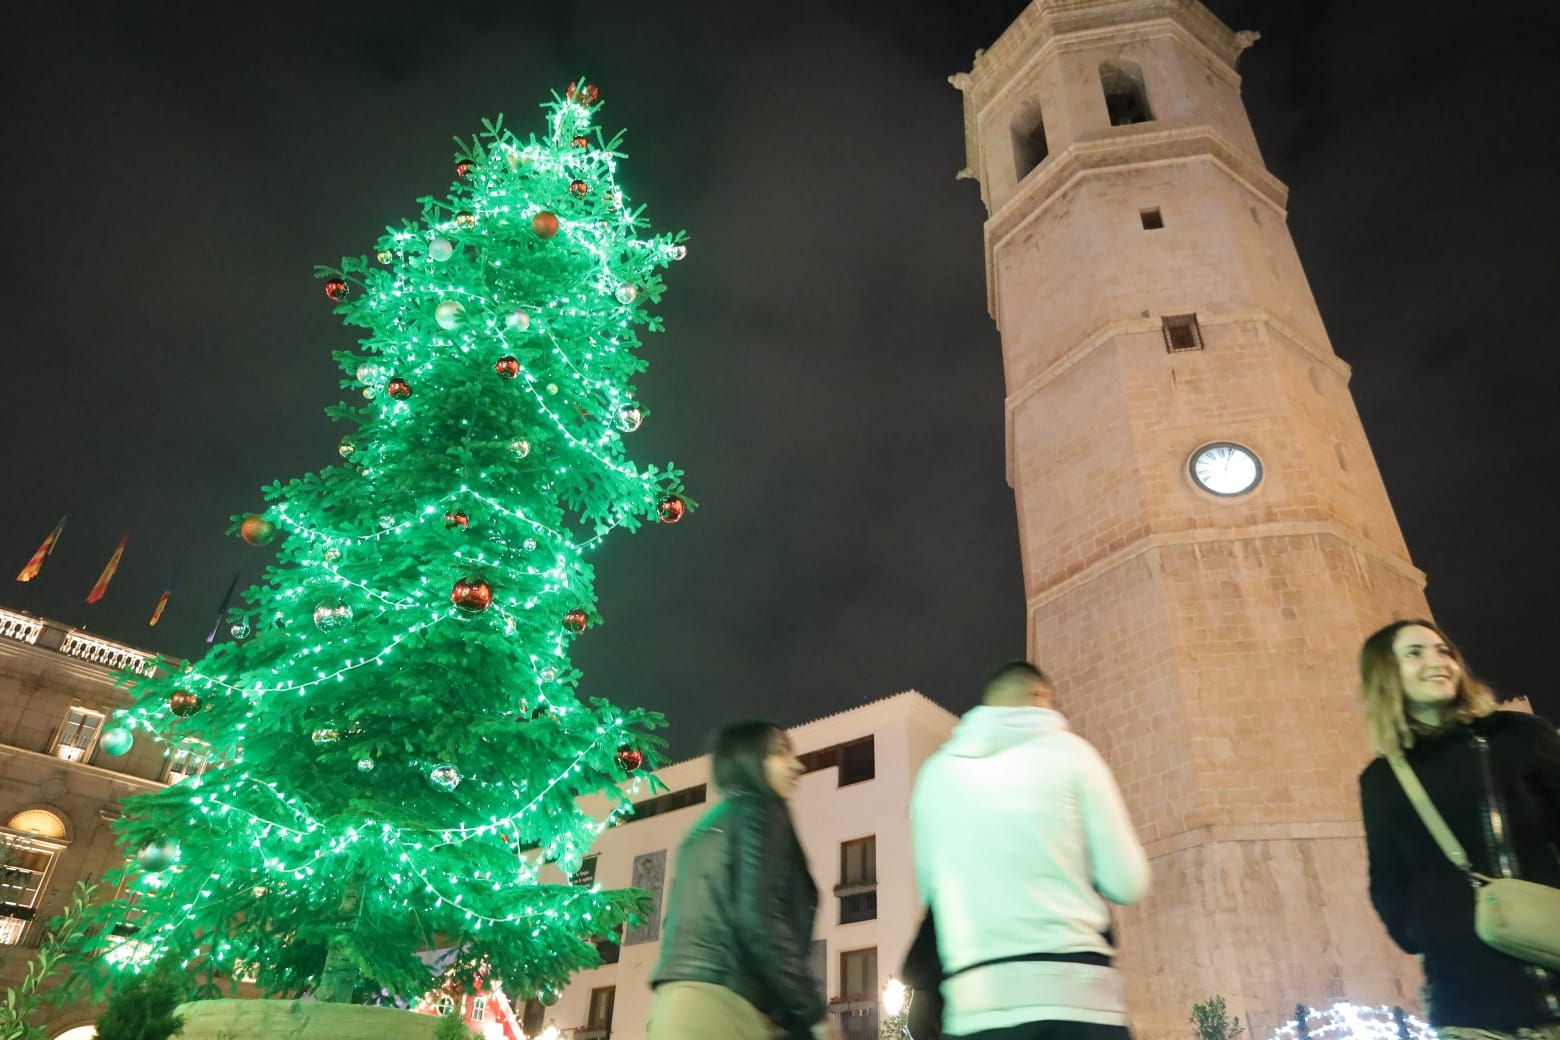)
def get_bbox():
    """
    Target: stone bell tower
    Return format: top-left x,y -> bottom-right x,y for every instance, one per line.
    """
953,1 -> 1429,1034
